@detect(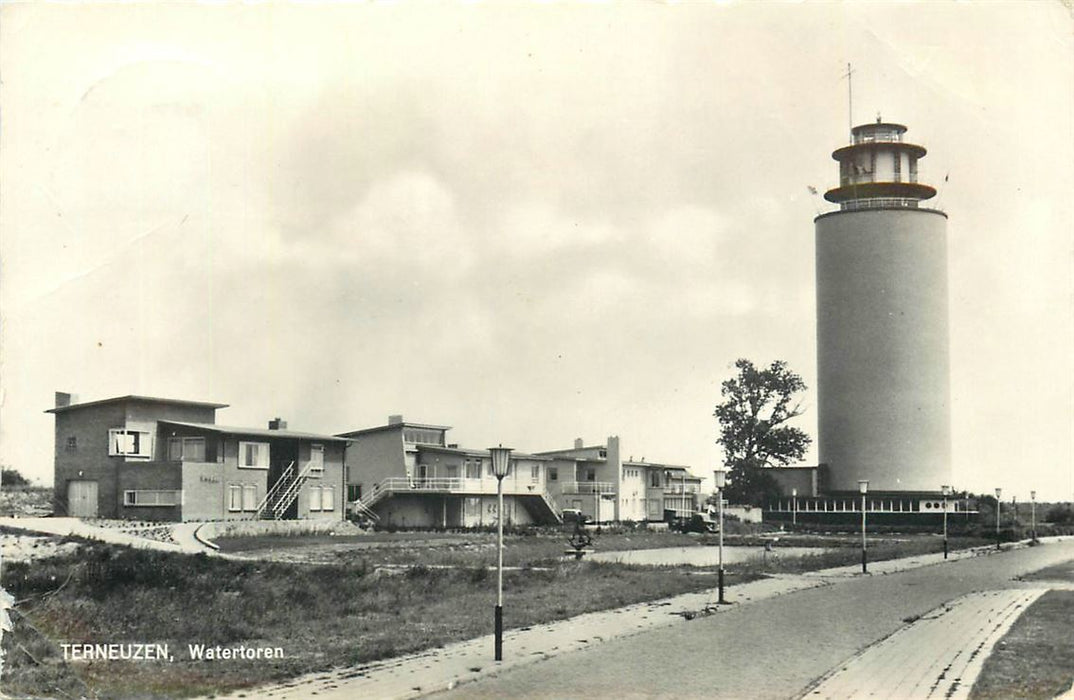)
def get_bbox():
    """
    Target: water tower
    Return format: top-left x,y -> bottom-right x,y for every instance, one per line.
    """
815,118 -> 951,493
